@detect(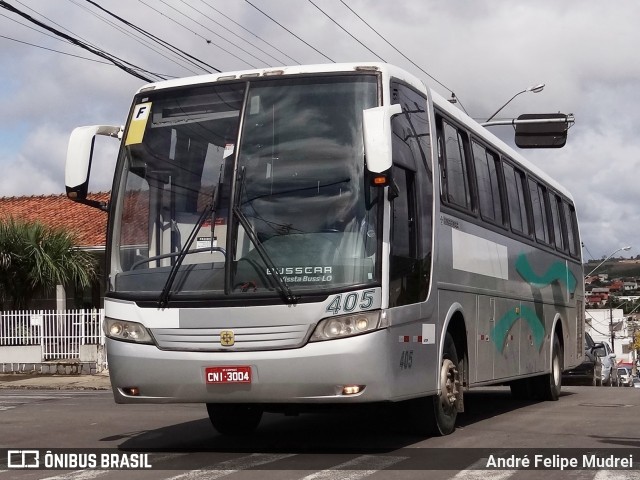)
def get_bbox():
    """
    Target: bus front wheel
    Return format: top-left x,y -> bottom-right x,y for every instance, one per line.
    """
432,332 -> 461,435
409,332 -> 461,436
206,403 -> 263,436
